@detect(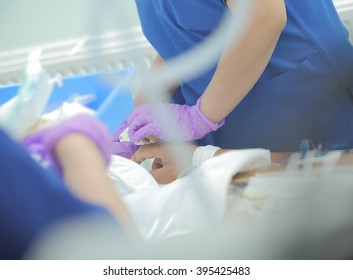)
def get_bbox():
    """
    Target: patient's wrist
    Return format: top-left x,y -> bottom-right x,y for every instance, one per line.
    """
192,145 -> 221,167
